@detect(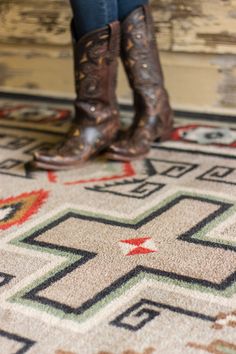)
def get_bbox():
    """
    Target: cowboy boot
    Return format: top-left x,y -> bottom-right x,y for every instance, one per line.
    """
104,4 -> 173,161
33,20 -> 120,170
